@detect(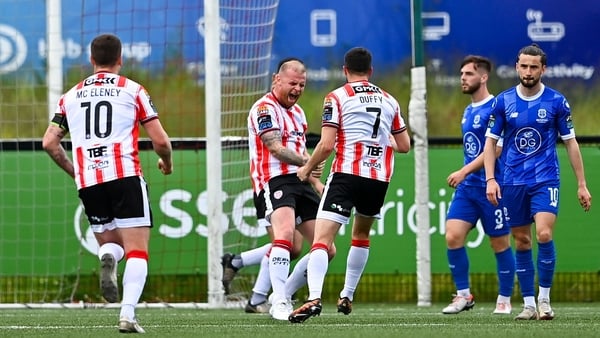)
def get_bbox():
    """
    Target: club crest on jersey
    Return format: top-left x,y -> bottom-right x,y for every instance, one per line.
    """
537,109 -> 547,118
536,109 -> 549,123
473,114 -> 482,128
273,190 -> 283,199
